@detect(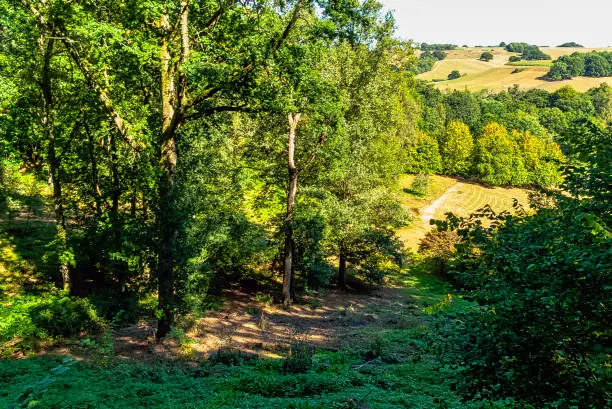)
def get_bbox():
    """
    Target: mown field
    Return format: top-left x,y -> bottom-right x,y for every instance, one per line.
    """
417,47 -> 612,92
396,175 -> 531,251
